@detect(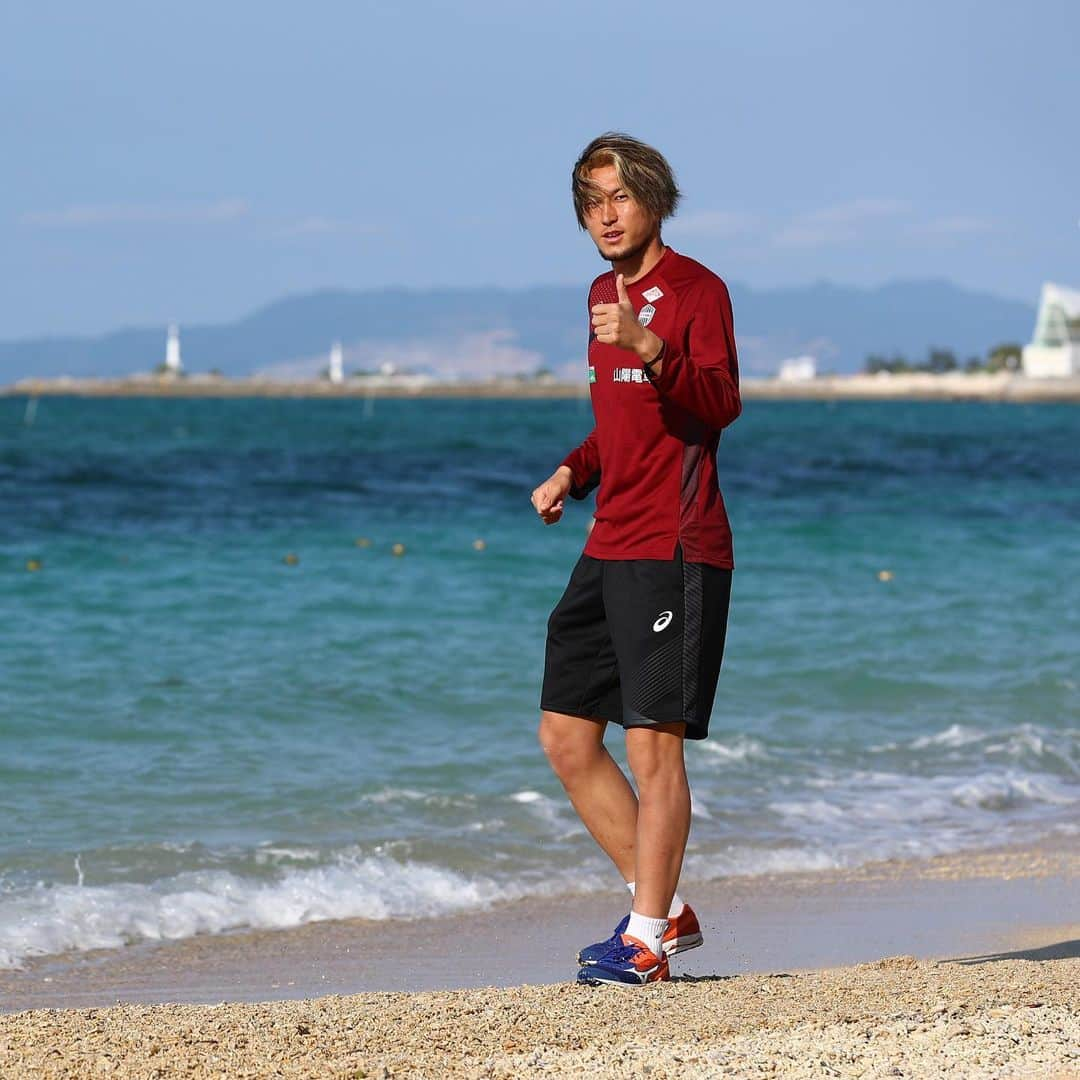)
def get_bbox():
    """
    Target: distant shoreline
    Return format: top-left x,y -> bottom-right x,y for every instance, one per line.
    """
5,372 -> 1080,402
